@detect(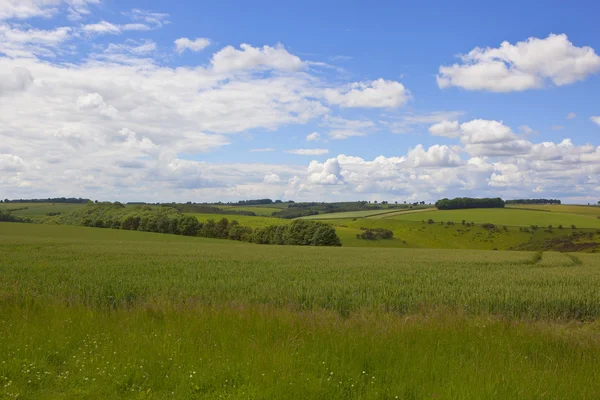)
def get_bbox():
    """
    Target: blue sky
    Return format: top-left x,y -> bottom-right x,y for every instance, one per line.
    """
1,0 -> 599,202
